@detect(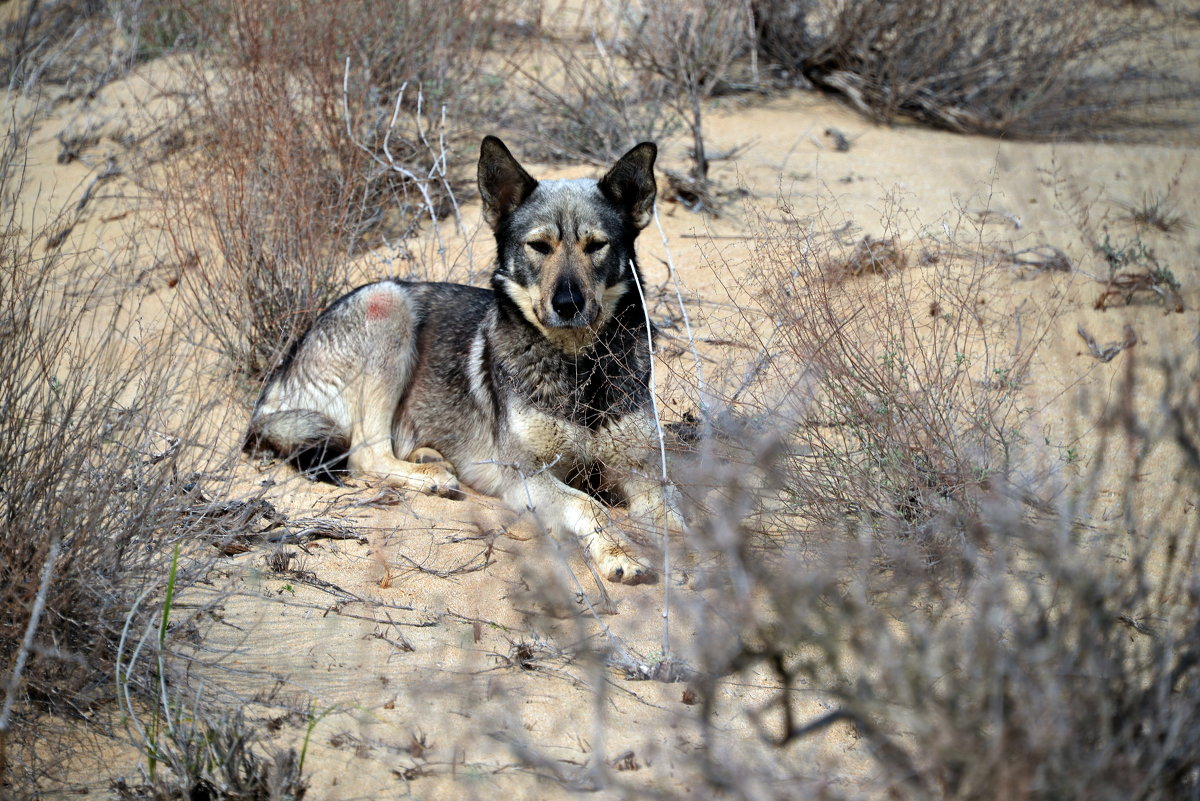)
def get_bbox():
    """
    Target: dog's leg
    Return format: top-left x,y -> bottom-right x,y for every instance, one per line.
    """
343,380 -> 461,497
596,413 -> 685,535
335,284 -> 460,497
620,471 -> 685,535
504,473 -> 653,585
